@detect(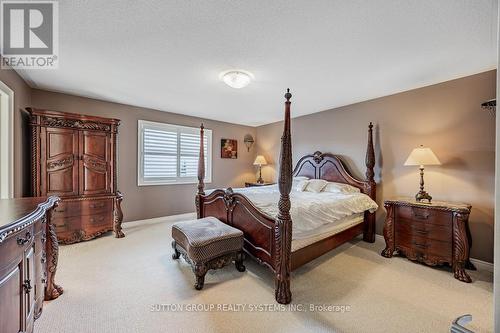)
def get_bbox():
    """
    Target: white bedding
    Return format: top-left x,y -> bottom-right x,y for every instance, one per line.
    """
206,184 -> 378,239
